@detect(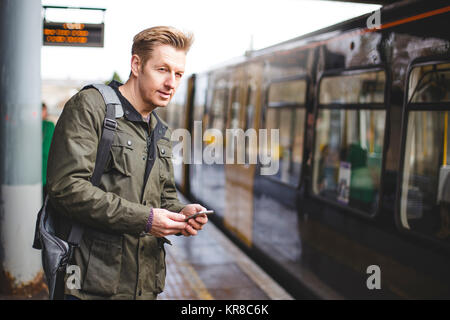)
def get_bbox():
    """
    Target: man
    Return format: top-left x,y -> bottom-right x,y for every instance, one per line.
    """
47,26 -> 208,300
